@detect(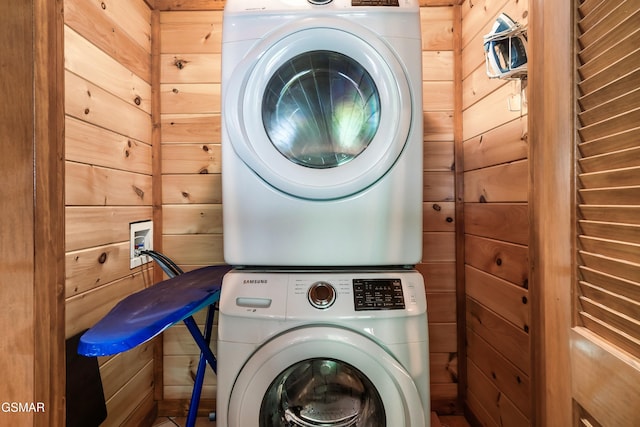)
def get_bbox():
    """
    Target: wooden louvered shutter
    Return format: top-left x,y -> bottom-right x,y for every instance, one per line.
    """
573,0 -> 640,425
